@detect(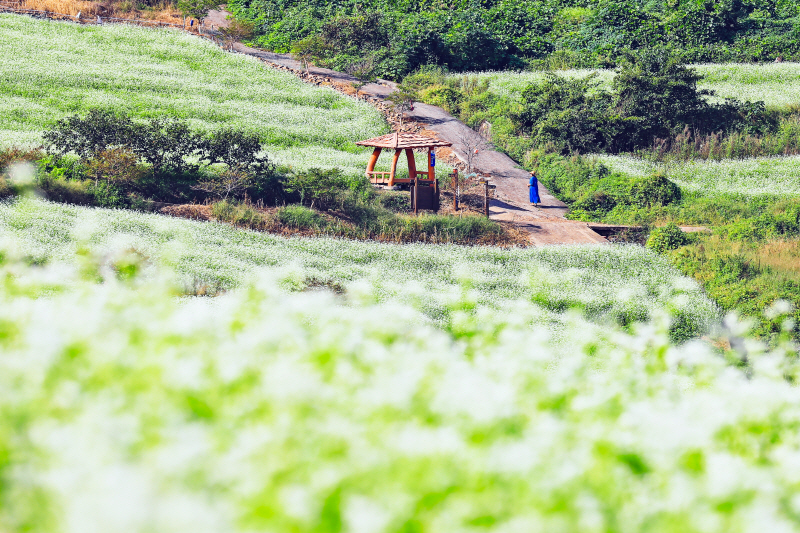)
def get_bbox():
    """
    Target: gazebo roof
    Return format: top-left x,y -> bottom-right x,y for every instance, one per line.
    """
356,132 -> 452,149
